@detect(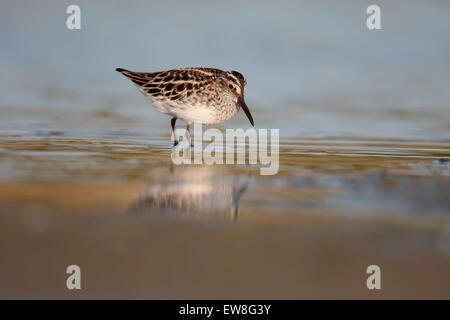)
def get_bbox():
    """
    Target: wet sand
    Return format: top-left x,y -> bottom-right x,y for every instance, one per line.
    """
0,133 -> 449,299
